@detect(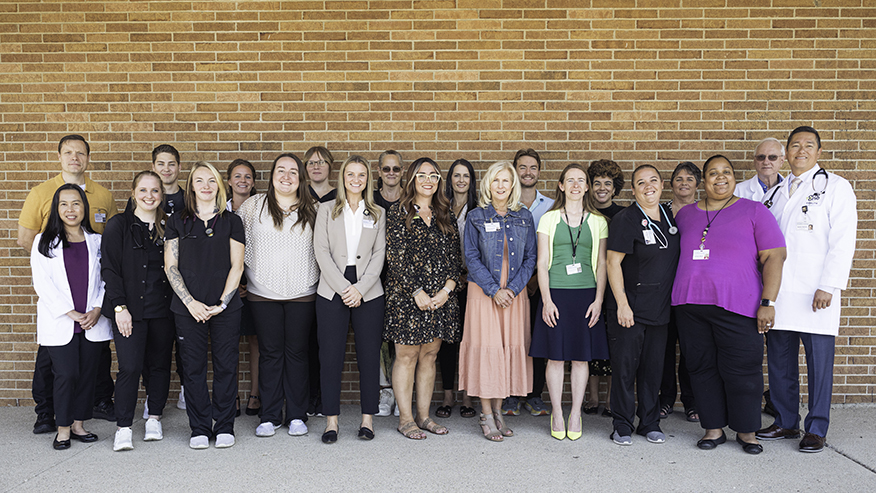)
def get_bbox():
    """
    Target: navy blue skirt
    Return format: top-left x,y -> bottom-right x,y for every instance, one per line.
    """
529,288 -> 610,362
